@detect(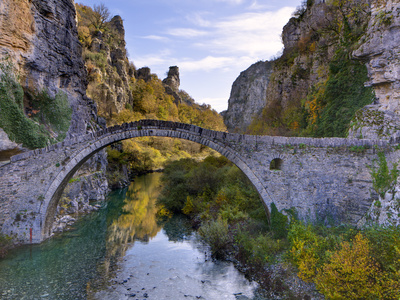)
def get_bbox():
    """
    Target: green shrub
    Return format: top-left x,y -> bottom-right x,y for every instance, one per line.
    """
364,226 -> 400,275
270,203 -> 289,239
0,60 -> 72,149
0,60 -> 49,148
32,90 -> 72,141
236,231 -> 286,265
369,152 -> 398,198
198,218 -> 232,259
315,49 -> 375,137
